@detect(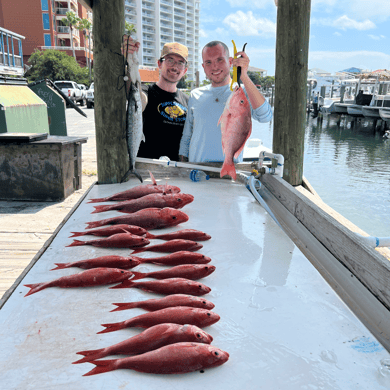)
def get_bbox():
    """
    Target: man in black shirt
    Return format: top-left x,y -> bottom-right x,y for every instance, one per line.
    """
125,39 -> 189,161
